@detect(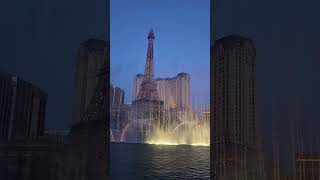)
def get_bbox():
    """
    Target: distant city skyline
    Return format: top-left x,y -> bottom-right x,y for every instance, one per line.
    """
110,0 -> 210,107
